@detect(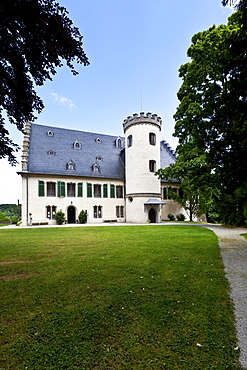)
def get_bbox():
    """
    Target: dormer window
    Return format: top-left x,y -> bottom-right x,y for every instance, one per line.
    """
47,130 -> 54,136
67,160 -> 75,171
95,138 -> 101,143
92,163 -> 100,172
96,156 -> 103,161
47,150 -> 56,155
116,137 -> 123,148
74,141 -> 81,149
